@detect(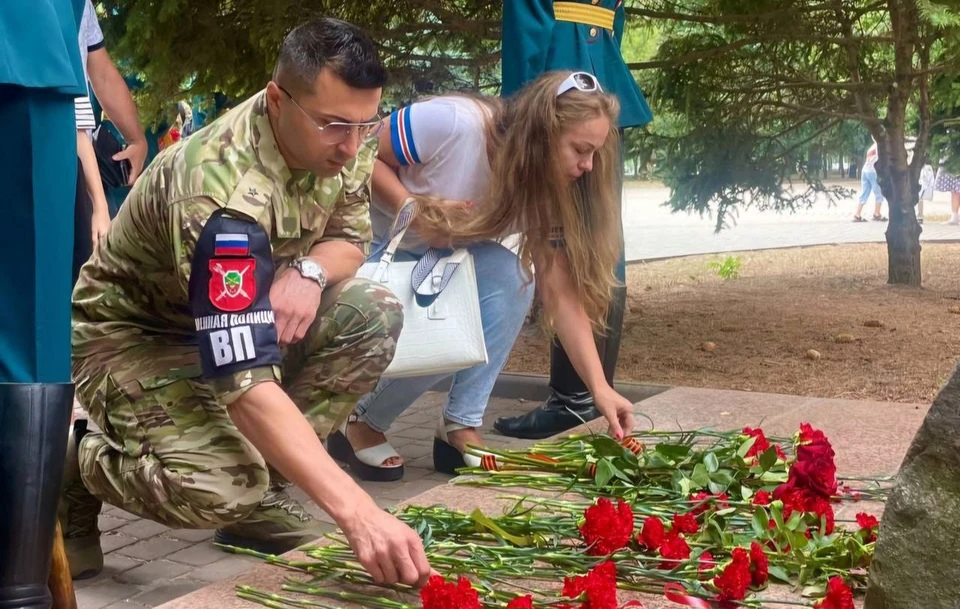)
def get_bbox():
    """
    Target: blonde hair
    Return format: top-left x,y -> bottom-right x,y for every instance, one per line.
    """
415,71 -> 622,333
